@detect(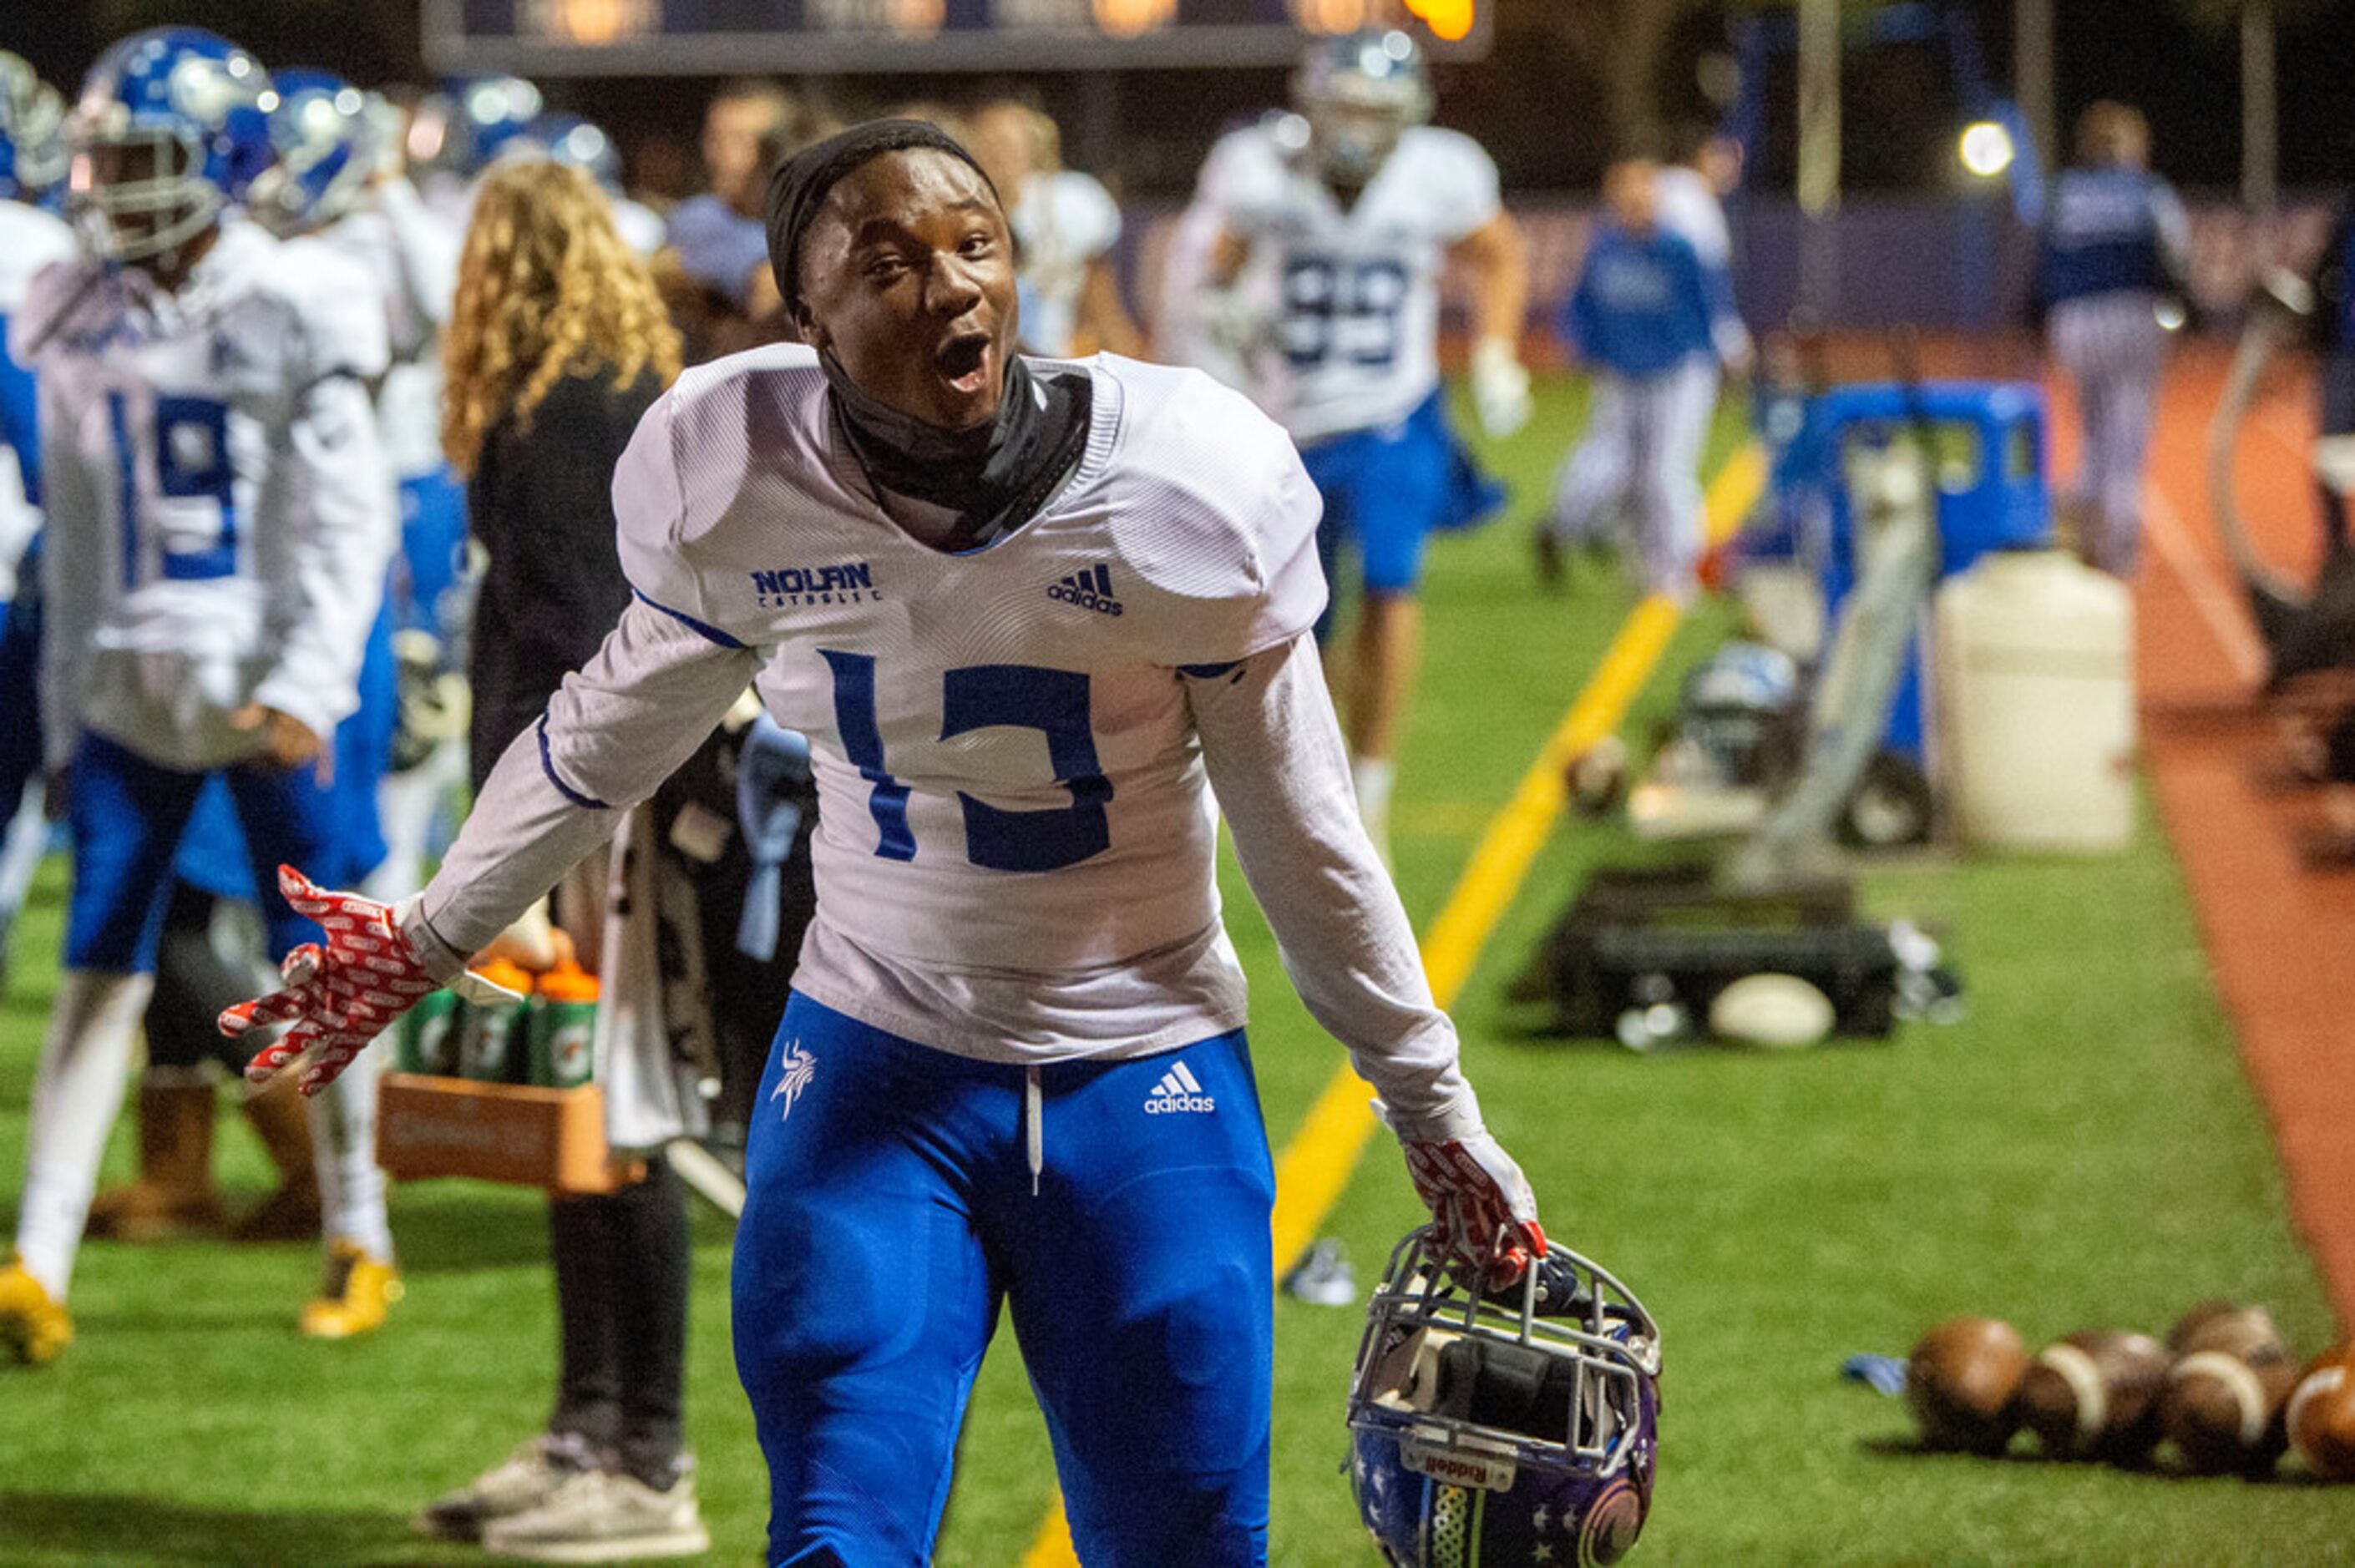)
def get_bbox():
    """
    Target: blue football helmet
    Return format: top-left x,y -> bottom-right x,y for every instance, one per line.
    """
406,74 -> 541,178
1292,29 -> 1432,188
509,113 -> 621,191
65,27 -> 275,261
0,52 -> 67,200
1349,1227 -> 1662,1567
250,67 -> 382,234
